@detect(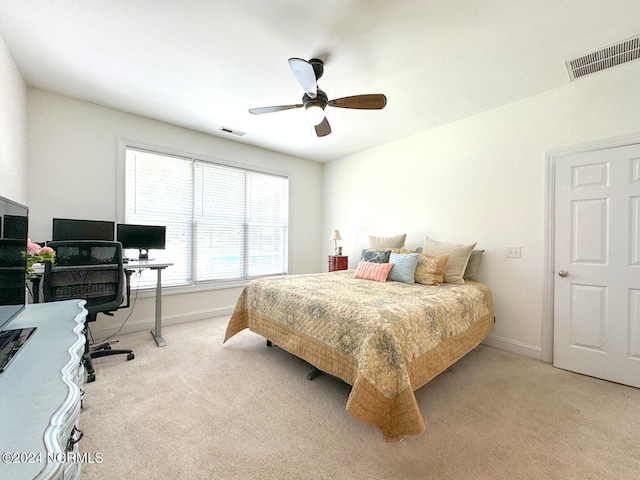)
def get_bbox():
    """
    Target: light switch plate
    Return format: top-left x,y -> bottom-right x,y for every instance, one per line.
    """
507,246 -> 521,258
